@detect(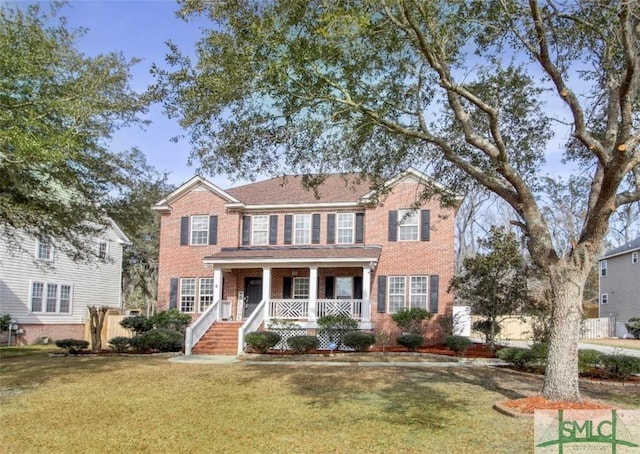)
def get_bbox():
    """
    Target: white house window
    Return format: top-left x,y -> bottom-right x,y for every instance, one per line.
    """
398,210 -> 419,241
190,215 -> 209,245
337,213 -> 354,244
600,260 -> 608,277
30,282 -> 71,313
180,278 -> 196,312
36,239 -> 53,261
293,277 -> 309,299
294,214 -> 311,245
410,276 -> 428,310
388,276 -> 406,313
335,277 -> 353,299
632,252 -> 638,264
199,278 -> 215,312
601,294 -> 608,304
98,240 -> 108,260
252,215 -> 269,245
